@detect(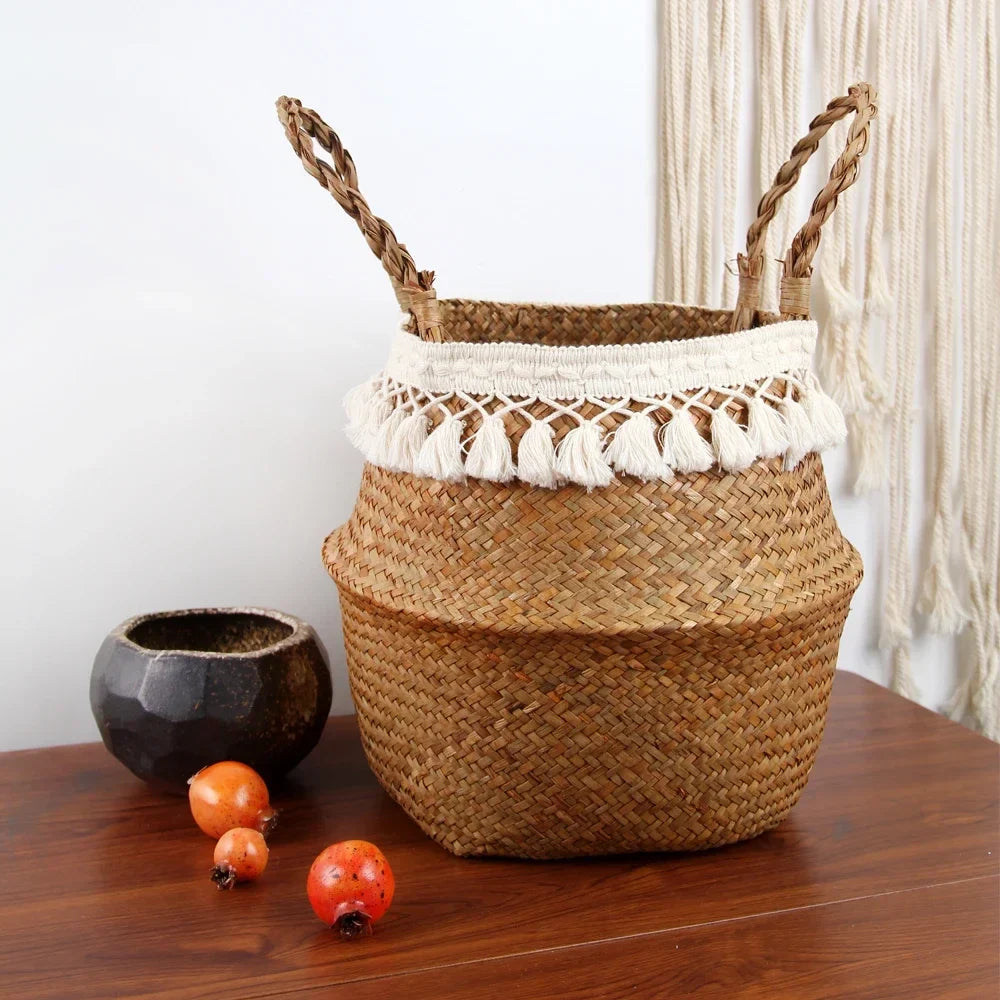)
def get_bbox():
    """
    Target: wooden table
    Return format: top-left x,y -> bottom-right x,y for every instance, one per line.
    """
2,671 -> 997,999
